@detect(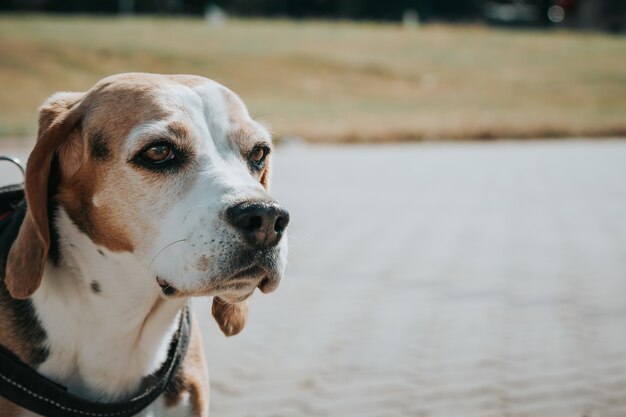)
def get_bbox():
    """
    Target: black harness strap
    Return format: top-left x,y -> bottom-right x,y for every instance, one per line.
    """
0,183 -> 24,222
0,183 -> 191,417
